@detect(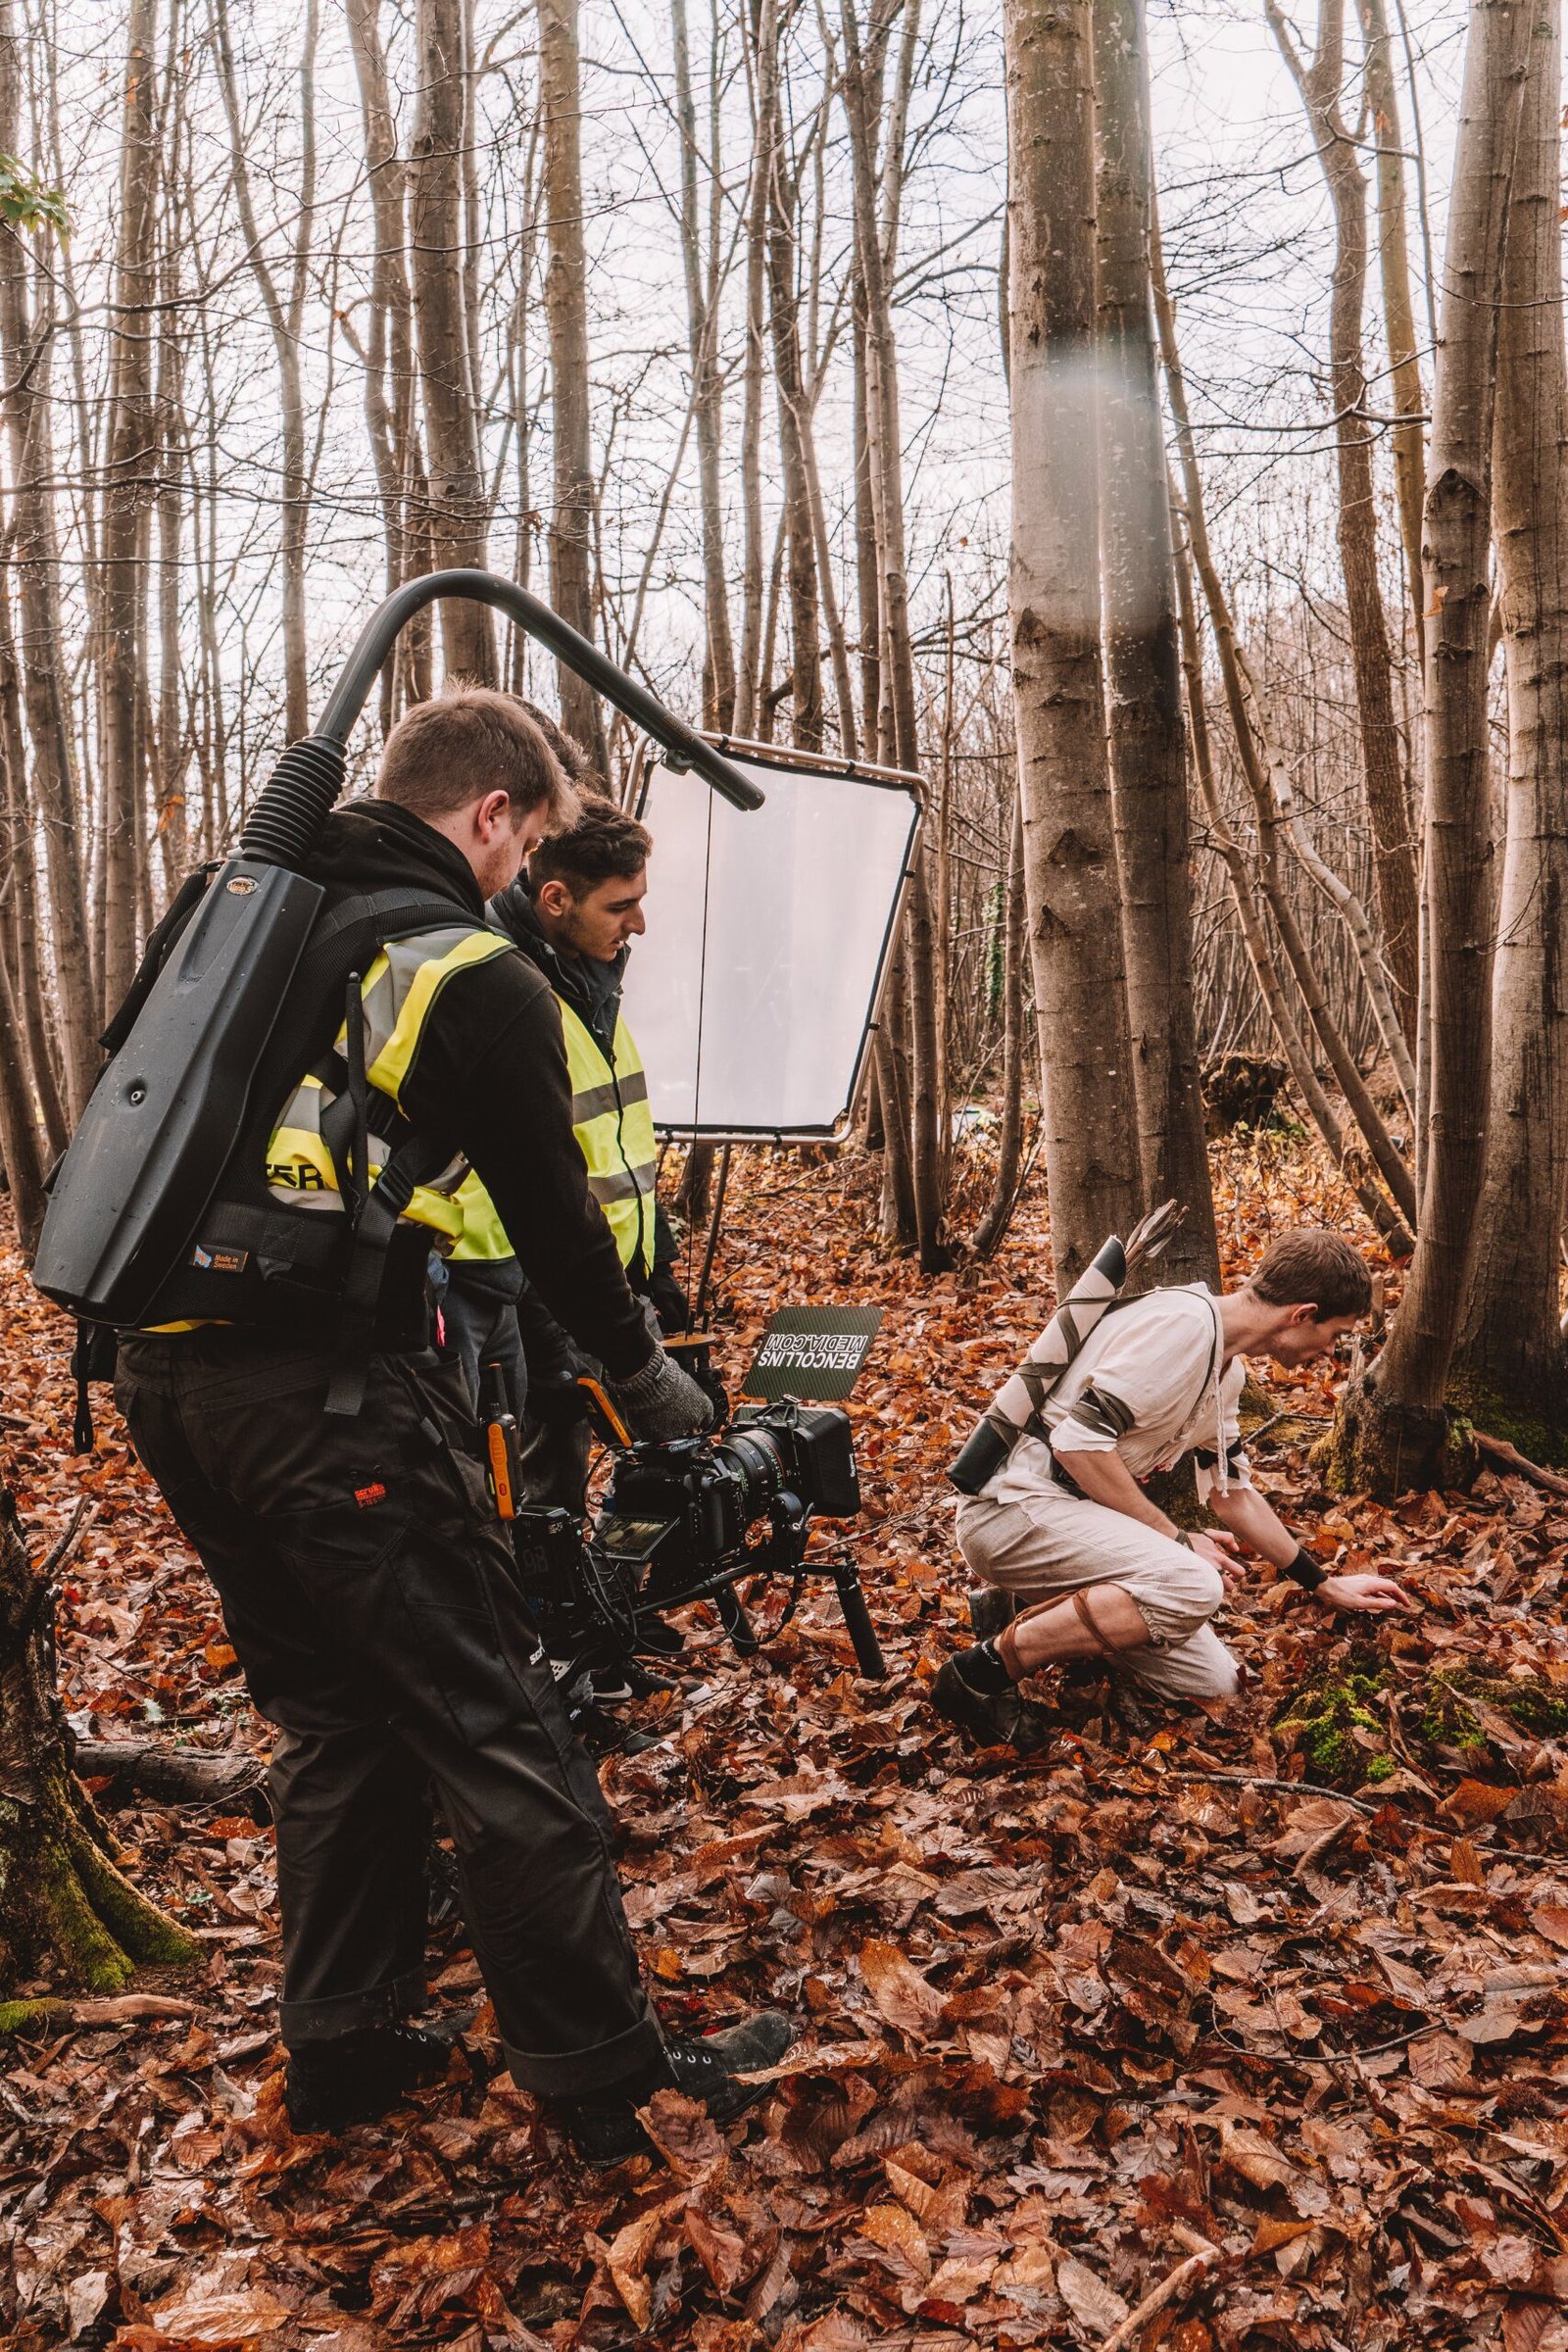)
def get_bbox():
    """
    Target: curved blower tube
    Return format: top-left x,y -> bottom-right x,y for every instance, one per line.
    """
236,568 -> 762,875
238,735 -> 347,869
33,571 -> 762,1329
